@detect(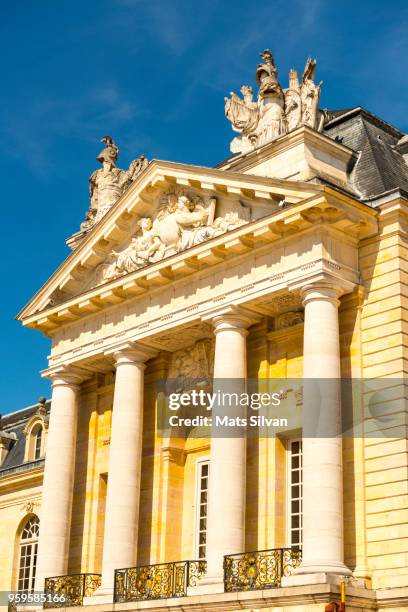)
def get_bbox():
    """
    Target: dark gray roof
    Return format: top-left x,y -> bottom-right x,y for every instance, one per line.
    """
0,400 -> 50,472
1,423 -> 27,469
1,404 -> 46,428
216,107 -> 408,202
323,107 -> 408,199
